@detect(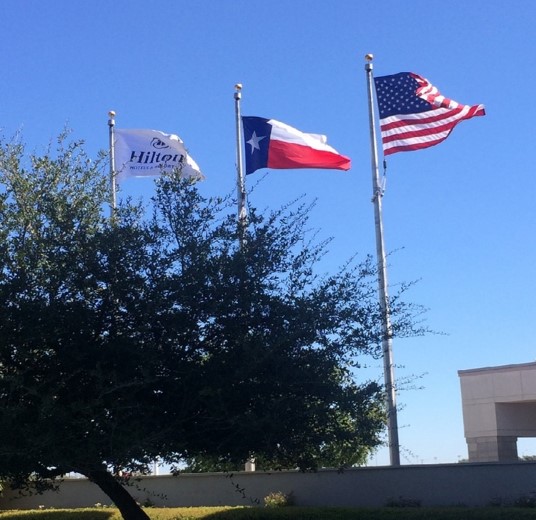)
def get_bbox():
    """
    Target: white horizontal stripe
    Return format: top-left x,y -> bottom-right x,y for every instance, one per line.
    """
380,106 -> 472,138
382,130 -> 451,151
379,107 -> 459,126
268,119 -> 338,153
